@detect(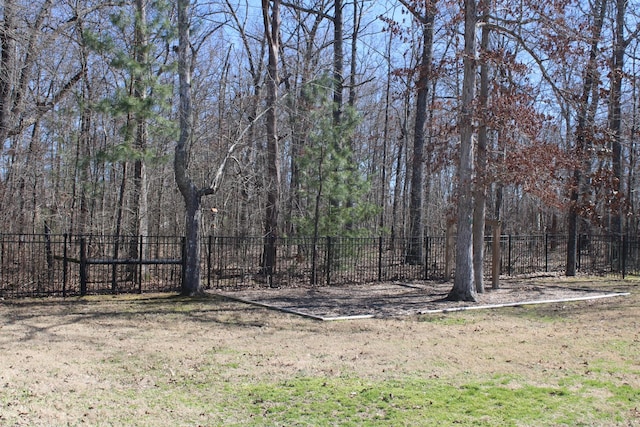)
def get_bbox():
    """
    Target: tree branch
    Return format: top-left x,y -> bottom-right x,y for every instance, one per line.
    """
201,107 -> 270,196
281,1 -> 332,21
480,22 -> 573,106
